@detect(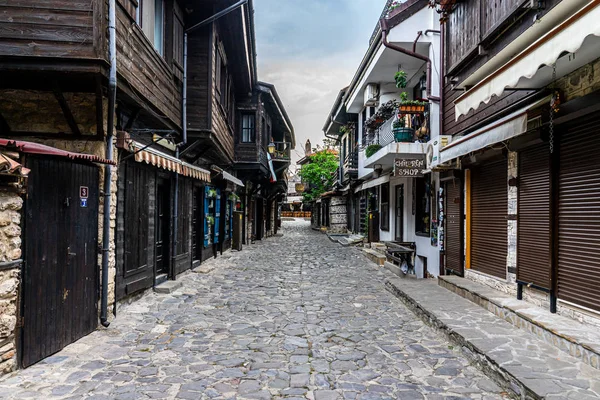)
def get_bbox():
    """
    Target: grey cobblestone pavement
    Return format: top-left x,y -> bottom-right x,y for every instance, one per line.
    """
0,220 -> 509,399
